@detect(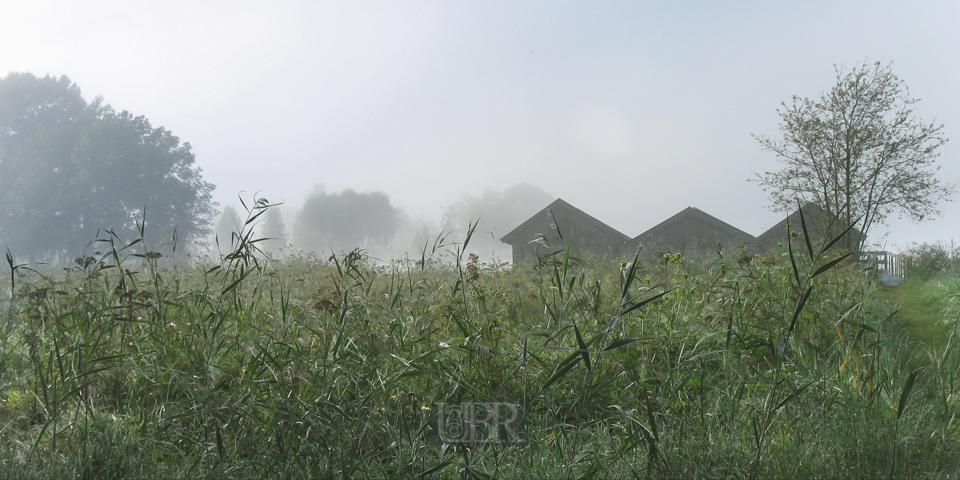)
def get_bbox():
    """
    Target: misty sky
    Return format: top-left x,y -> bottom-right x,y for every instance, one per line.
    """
2,1 -> 958,250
